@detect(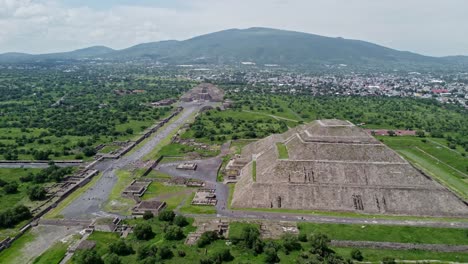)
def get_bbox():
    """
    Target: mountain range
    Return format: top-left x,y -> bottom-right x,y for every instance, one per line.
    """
1,27 -> 467,69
